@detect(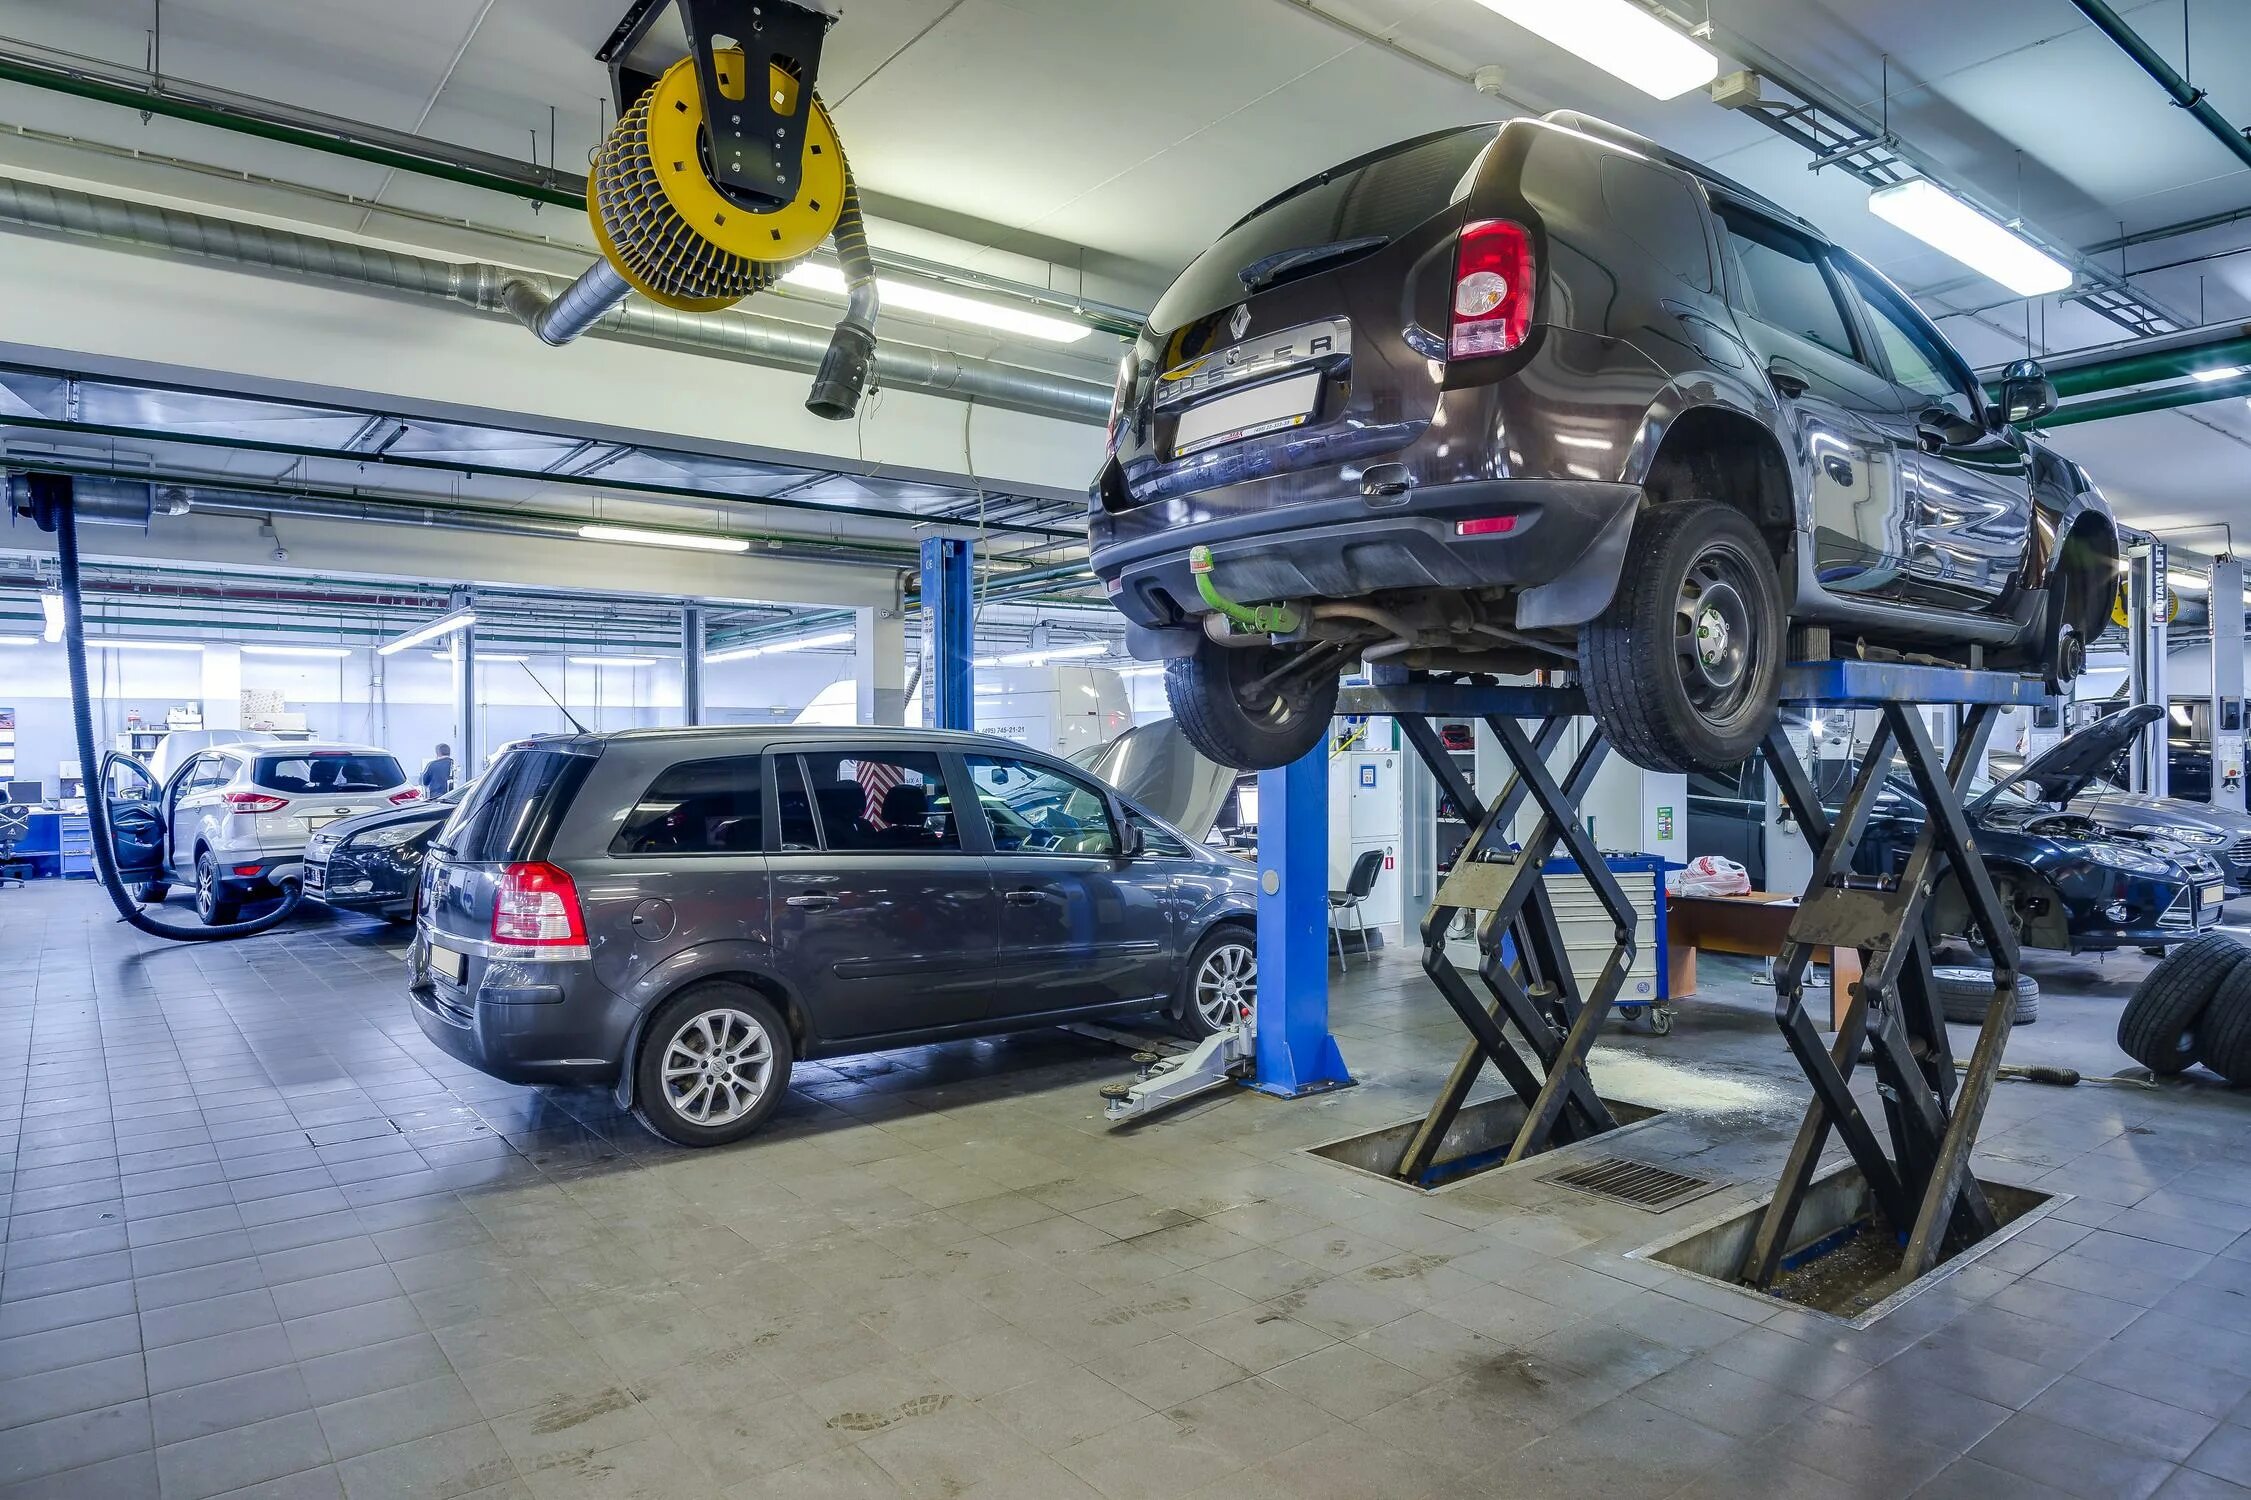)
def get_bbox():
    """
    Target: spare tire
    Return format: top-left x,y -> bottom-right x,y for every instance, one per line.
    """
2197,955 -> 2251,1086
1932,967 -> 2040,1026
2118,935 -> 2245,1074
